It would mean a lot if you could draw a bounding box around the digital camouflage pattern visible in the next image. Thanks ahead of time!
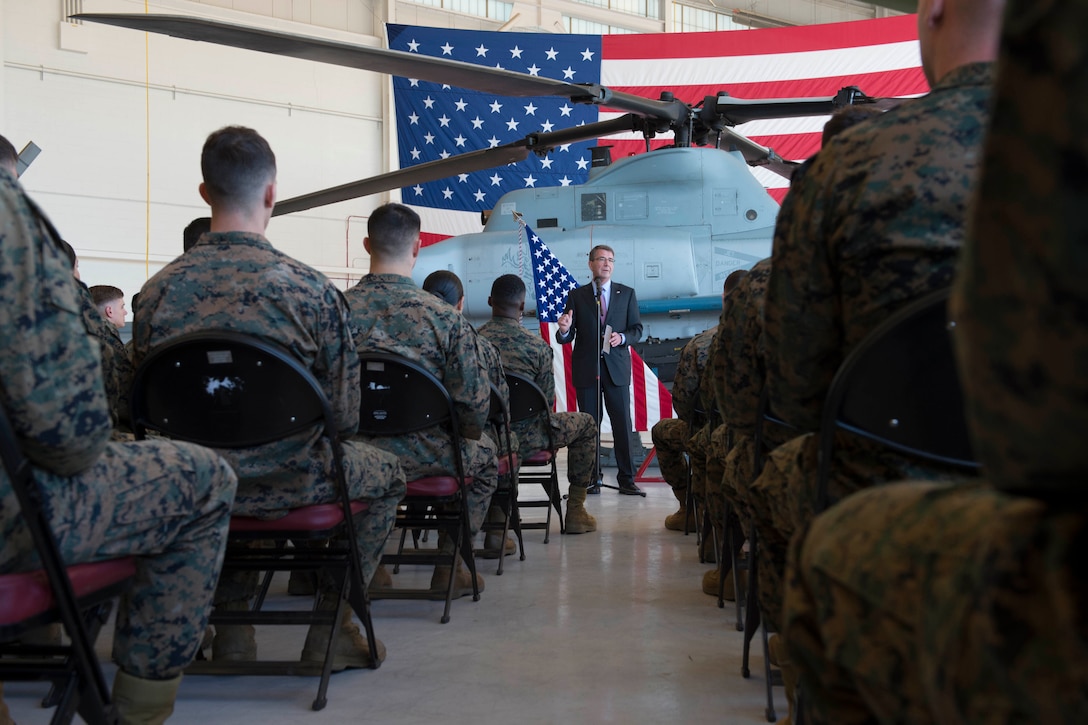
[133,232,405,586]
[76,281,134,435]
[763,62,993,434]
[475,328,517,456]
[651,326,716,500]
[0,166,238,679]
[478,316,596,489]
[784,3,1088,721]
[346,273,497,538]
[749,62,995,633]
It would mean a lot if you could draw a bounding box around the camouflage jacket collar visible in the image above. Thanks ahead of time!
[196,230,272,250]
[933,62,993,92]
[362,272,415,287]
[488,316,523,329]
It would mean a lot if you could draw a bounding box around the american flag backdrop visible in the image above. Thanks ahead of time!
[523,220,672,431]
[385,15,927,242]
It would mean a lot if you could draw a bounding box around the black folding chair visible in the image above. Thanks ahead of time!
[0,405,136,725]
[815,287,979,512]
[477,383,523,575]
[505,372,565,541]
[357,352,479,624]
[130,331,378,711]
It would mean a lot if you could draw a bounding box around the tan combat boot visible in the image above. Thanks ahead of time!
[565,485,597,534]
[300,595,386,670]
[111,669,182,725]
[429,554,485,600]
[664,505,688,531]
[210,600,256,662]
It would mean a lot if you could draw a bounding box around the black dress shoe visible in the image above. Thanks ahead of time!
[586,480,602,495]
[617,482,644,496]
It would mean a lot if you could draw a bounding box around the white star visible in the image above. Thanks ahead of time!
[562,67,576,80]
[471,116,485,130]
[438,115,451,127]
[408,112,419,125]
[424,132,435,145]
[540,120,554,132]
[510,46,523,58]
[523,102,538,116]
[524,175,537,187]
[422,96,435,109]
[559,104,573,117]
[439,150,451,159]
[527,64,541,76]
[413,184,424,195]
[546,47,558,60]
[409,78,419,87]
[487,136,501,148]
[442,84,451,90]
[581,48,595,61]
[454,134,467,147]
[576,157,590,170]
[407,39,419,52]
[494,63,504,71]
[490,100,502,114]
[454,99,467,112]
[506,118,519,131]
[410,147,421,160]
[441,42,454,55]
[559,143,572,153]
[442,187,454,199]
[475,44,489,57]
[540,156,554,169]
[458,173,469,183]
[489,173,502,186]
[474,189,486,202]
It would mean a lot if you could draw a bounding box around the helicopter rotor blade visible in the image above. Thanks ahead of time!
[717,128,798,180]
[272,114,644,216]
[75,13,688,125]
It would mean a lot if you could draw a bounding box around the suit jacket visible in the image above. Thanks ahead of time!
[556,282,643,387]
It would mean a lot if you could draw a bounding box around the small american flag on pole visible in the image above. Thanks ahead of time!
[521,219,672,430]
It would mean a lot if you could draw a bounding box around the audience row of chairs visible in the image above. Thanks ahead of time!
[0,332,565,720]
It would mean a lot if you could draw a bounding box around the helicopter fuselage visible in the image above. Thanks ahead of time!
[413,145,780,343]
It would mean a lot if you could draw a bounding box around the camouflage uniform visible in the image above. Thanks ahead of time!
[133,233,406,589]
[651,326,716,505]
[752,63,994,631]
[0,167,238,679]
[76,281,135,437]
[784,5,1088,721]
[345,274,497,542]
[475,328,517,456]
[708,259,776,533]
[478,316,596,490]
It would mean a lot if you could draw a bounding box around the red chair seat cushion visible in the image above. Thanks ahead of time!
[405,476,469,497]
[497,454,518,476]
[0,558,137,626]
[230,501,369,533]
[522,450,554,465]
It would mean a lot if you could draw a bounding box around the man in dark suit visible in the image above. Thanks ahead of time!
[556,244,644,495]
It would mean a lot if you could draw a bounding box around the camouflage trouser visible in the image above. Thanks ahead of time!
[216,440,406,601]
[16,440,238,679]
[517,410,597,491]
[784,481,1088,725]
[714,429,755,539]
[405,433,498,550]
[651,418,690,503]
[748,432,959,632]
[689,424,718,527]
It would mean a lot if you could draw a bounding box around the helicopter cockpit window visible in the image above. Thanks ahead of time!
[581,193,607,222]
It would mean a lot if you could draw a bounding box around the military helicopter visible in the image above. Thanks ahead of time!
[76,13,897,374]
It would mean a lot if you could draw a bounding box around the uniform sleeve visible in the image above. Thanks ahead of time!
[321,287,361,437]
[447,318,489,440]
[535,338,557,407]
[764,154,842,432]
[672,337,701,423]
[0,176,110,475]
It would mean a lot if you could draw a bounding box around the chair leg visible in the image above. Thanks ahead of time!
[742,528,760,678]
[509,488,526,562]
[310,570,349,712]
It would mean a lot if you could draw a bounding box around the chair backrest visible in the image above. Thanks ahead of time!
[505,372,549,426]
[357,352,469,483]
[816,287,979,510]
[0,403,114,704]
[130,330,333,449]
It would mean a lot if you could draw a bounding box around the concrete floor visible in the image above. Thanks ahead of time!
[5,449,779,724]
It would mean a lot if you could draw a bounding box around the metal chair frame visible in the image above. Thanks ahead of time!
[505,372,565,541]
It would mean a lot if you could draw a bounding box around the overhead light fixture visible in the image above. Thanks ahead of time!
[730,9,796,28]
